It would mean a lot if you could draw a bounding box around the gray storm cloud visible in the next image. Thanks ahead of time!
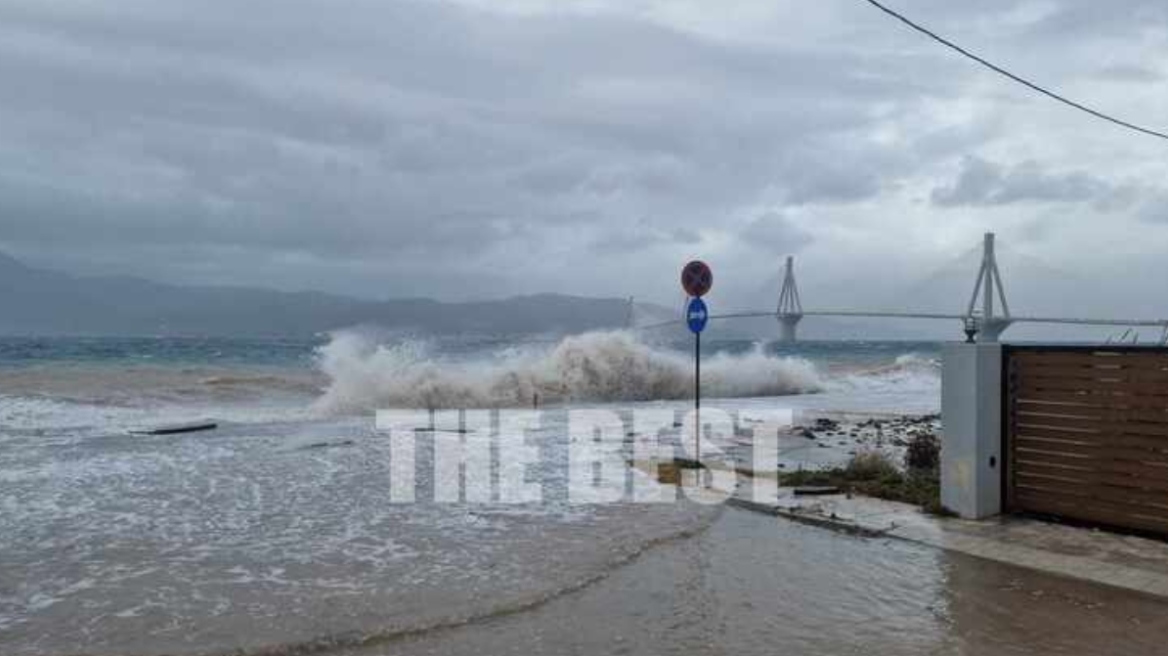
[0,0,1166,315]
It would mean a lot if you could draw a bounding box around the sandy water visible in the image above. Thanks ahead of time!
[0,411,719,655]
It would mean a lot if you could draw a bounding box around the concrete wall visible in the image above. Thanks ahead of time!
[941,343,1003,519]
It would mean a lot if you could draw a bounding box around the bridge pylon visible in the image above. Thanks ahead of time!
[966,232,1013,342]
[777,256,804,343]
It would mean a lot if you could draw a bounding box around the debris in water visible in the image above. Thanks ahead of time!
[131,421,218,436]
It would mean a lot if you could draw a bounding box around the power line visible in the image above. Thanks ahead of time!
[863,0,1168,142]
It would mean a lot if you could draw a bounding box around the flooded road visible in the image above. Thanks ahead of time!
[343,507,1168,656]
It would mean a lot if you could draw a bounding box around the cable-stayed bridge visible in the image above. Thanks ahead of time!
[637,233,1168,344]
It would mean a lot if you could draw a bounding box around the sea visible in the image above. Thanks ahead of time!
[0,331,945,655]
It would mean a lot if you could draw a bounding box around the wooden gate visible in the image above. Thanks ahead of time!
[1004,346,1168,535]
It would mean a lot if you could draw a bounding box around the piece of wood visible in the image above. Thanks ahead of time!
[793,485,842,496]
[131,421,218,436]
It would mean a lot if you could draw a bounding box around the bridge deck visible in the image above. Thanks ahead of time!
[637,310,1168,330]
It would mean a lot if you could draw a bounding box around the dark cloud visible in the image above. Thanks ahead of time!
[0,0,1165,308]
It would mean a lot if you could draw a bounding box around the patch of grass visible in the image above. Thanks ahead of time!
[779,451,950,516]
[904,432,940,472]
[846,451,901,481]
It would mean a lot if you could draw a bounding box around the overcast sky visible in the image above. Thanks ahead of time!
[1,0,1167,314]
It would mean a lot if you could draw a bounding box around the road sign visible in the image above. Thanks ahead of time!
[686,297,708,334]
[681,260,712,297]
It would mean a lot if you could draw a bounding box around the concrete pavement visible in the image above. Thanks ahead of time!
[728,486,1168,599]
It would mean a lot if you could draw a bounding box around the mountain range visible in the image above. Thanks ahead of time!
[0,251,672,337]
[2,249,1144,342]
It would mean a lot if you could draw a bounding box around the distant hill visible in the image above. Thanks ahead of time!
[0,251,673,337]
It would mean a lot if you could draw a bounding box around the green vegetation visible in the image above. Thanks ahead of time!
[903,432,941,472]
[780,439,952,516]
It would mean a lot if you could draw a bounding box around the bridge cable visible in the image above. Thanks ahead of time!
[863,0,1168,142]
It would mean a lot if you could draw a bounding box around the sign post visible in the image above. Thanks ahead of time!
[681,261,712,466]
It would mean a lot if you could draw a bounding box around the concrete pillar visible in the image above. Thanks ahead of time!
[777,315,801,343]
[977,318,1012,343]
[941,342,1003,519]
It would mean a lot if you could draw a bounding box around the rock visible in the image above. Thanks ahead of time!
[814,418,840,431]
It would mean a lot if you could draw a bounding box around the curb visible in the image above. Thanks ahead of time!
[726,497,890,538]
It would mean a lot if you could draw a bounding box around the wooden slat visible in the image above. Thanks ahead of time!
[1016,406,1168,425]
[1013,493,1168,529]
[1013,352,1126,365]
[1013,442,1168,465]
[1014,410,1155,426]
[1015,446,1168,471]
[1013,427,1168,445]
[1017,377,1168,395]
[1016,462,1168,494]
[1016,360,1168,375]
[1018,384,1168,396]
[1018,434,1168,459]
[1016,384,1168,398]
[1008,347,1168,536]
[1014,492,1168,535]
[1015,419,1168,440]
[1015,351,1168,367]
[1014,477,1168,514]
[1014,390,1168,410]
[1016,469,1168,502]
[1016,368,1168,385]
[1020,407,1168,424]
[1014,444,1168,469]
[1015,486,1168,515]
[1014,490,1168,525]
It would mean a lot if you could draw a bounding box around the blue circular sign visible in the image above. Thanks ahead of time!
[686,297,708,334]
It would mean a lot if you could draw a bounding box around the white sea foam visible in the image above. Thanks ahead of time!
[813,351,941,414]
[0,395,151,437]
[829,352,940,390]
[312,330,824,413]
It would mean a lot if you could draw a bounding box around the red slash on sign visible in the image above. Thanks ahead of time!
[681,260,712,297]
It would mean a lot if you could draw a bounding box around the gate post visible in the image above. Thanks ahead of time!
[941,342,1003,519]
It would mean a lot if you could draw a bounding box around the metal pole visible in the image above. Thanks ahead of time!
[694,331,701,465]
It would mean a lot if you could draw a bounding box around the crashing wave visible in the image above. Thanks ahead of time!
[312,330,823,413]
